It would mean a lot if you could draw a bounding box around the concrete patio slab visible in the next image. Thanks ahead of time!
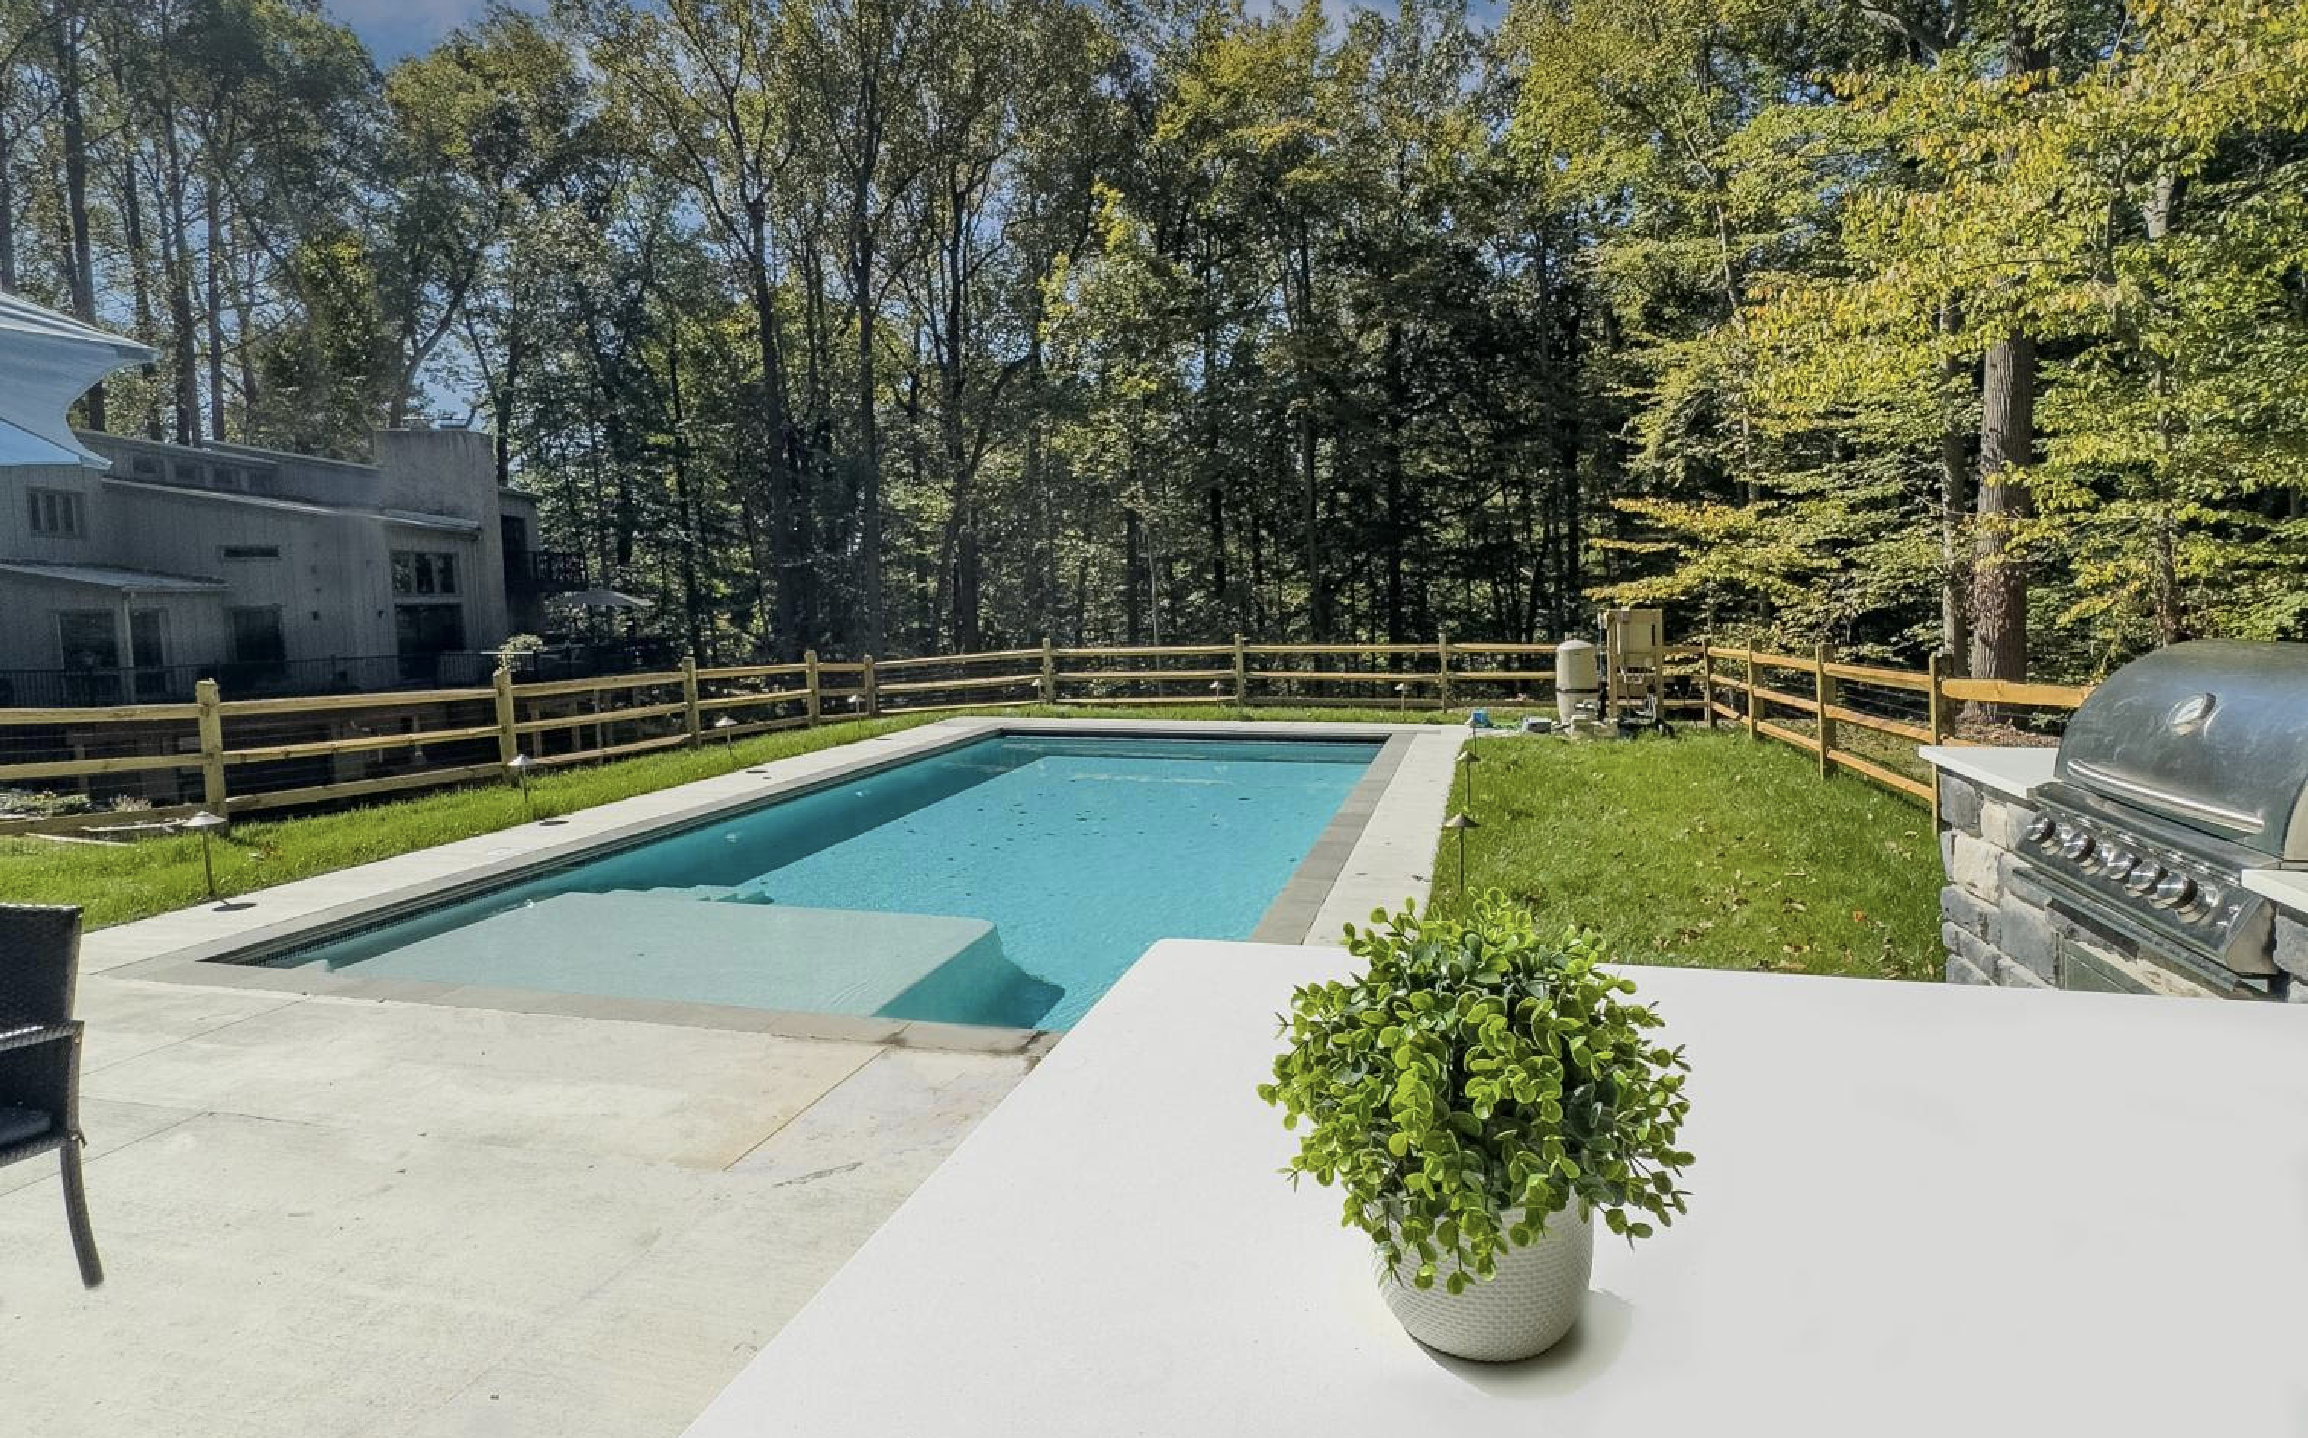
[0,997,1026,1438]
[728,1047,1030,1184]
[81,996,880,1168]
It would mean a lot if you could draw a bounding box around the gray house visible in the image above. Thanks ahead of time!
[0,293,577,706]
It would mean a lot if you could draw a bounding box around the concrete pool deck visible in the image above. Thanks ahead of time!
[0,717,1463,1437]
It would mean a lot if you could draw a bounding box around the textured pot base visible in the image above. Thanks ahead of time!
[1377,1209,1594,1362]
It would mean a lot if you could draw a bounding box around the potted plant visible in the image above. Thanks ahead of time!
[1259,891,1693,1362]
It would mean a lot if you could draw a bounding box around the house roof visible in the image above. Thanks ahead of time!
[0,295,155,469]
[0,559,228,594]
[380,509,483,535]
[97,477,481,534]
[99,475,340,519]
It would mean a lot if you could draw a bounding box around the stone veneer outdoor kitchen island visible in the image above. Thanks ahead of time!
[1924,745,2308,1002]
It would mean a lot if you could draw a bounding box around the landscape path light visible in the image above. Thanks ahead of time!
[1459,738,1481,812]
[506,752,534,820]
[1442,811,1479,896]
[180,810,228,903]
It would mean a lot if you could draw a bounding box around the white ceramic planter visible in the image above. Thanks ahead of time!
[1376,1206,1593,1362]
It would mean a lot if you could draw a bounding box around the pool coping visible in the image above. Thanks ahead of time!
[91,717,1456,1053]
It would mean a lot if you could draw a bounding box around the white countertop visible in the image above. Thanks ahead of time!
[683,942,2308,1438]
[1918,743,2059,799]
[2244,867,2308,912]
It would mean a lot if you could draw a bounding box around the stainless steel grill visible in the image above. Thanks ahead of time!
[2022,639,2308,993]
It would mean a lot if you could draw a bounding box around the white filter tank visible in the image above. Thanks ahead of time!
[1555,639,1599,725]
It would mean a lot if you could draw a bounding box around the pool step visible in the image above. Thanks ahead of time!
[318,891,1058,1024]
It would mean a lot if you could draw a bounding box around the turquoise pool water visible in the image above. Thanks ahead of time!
[265,735,1378,1029]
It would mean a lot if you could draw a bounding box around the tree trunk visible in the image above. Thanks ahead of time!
[1938,298,1970,669]
[1382,321,1407,645]
[747,197,802,657]
[1968,334,2034,683]
[1968,24,2048,686]
[204,179,227,441]
[1123,503,1144,646]
[0,160,14,292]
[55,4,103,428]
[1290,234,1325,641]
[666,327,707,664]
[855,211,884,655]
[116,154,160,438]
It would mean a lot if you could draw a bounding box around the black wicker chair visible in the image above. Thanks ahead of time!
[0,904,101,1287]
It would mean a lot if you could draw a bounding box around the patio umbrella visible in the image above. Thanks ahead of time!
[557,588,655,612]
[552,588,656,646]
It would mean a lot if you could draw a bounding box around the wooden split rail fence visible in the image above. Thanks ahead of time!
[0,633,2089,832]
[1695,644,2091,818]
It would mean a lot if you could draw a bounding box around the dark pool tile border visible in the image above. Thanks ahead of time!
[1248,731,1414,945]
[112,717,1424,1051]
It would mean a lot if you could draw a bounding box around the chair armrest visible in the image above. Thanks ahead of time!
[0,1021,79,1056]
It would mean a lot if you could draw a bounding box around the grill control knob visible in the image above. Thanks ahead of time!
[2124,862,2164,896]
[2152,872,2199,911]
[2025,816,2058,847]
[2097,850,2134,882]
[2058,828,2094,863]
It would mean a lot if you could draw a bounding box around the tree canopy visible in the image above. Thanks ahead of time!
[4,0,2302,676]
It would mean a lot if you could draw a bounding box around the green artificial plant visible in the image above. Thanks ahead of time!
[1260,892,1694,1293]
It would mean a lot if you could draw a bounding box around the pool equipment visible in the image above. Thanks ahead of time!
[1554,639,1600,728]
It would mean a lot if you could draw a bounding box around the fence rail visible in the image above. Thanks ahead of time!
[0,631,2087,832]
[1697,643,2091,818]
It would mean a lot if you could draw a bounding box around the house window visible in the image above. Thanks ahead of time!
[54,609,165,696]
[130,456,159,477]
[391,550,460,597]
[56,610,117,671]
[228,606,287,674]
[129,608,167,697]
[28,488,86,537]
[209,466,241,491]
[220,544,281,561]
[174,461,201,484]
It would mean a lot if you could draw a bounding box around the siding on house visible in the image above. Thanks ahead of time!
[0,427,530,696]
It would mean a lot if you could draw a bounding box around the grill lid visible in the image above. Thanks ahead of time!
[2054,639,2308,861]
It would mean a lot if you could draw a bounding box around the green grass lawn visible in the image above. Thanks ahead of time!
[1422,728,1939,982]
[0,702,1451,930]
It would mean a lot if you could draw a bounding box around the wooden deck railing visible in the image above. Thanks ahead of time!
[0,632,2085,831]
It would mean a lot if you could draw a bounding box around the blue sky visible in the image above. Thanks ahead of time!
[328,0,1492,62]
[327,0,538,62]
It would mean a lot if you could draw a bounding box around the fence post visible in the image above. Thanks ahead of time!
[681,657,702,747]
[863,655,879,717]
[804,649,821,726]
[1814,642,1837,779]
[1039,637,1057,705]
[1436,630,1453,713]
[194,678,228,815]
[492,664,519,766]
[1744,646,1760,738]
[1699,636,1716,728]
[1232,633,1247,708]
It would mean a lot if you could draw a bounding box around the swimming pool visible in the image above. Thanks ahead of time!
[262,734,1380,1030]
